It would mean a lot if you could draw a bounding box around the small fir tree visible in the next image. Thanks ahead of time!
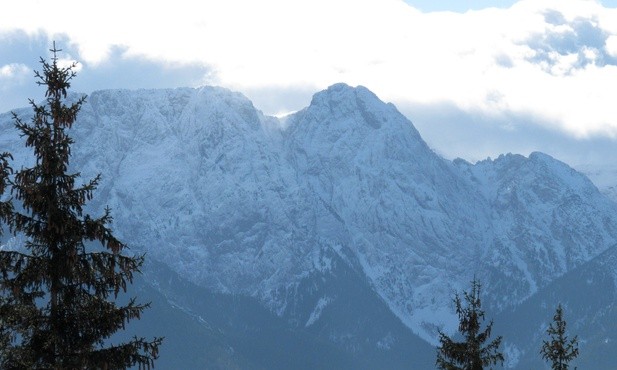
[436,278,504,370]
[541,304,579,370]
[0,43,162,369]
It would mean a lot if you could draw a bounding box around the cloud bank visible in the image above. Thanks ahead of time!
[1,0,617,139]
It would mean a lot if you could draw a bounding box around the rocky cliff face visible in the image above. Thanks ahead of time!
[2,83,616,367]
[456,153,617,308]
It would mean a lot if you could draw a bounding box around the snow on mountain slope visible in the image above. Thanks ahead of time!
[284,84,492,341]
[455,153,617,312]
[70,87,323,310]
[2,83,616,348]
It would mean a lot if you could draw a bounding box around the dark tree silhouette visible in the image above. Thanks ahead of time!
[541,304,579,370]
[436,278,503,370]
[0,151,12,355]
[0,43,162,369]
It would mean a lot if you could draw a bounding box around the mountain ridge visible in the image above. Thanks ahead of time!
[2,83,616,368]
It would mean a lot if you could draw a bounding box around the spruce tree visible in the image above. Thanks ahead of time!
[436,278,504,370]
[0,43,162,369]
[0,151,12,355]
[541,304,579,370]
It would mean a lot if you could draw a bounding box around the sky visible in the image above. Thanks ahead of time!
[1,0,617,185]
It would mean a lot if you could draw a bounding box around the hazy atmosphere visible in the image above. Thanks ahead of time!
[2,0,617,175]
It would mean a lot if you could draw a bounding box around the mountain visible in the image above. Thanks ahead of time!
[578,163,617,202]
[455,153,617,307]
[494,245,617,369]
[1,83,616,368]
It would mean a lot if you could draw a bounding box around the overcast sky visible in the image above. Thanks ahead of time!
[1,0,617,183]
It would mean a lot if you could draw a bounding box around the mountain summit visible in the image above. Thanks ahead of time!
[1,83,616,368]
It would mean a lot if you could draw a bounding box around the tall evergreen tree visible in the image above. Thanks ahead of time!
[0,44,162,369]
[0,152,10,216]
[436,278,504,370]
[0,151,12,355]
[541,304,579,370]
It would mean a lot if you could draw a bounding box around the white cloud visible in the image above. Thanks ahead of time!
[1,0,617,137]
[56,57,82,72]
[0,63,29,80]
[606,35,617,56]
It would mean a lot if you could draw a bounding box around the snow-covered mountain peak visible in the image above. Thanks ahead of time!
[528,151,598,192]
[451,150,617,314]
[308,83,370,112]
[88,86,263,137]
[286,83,430,171]
[3,83,617,359]
[456,151,602,203]
[294,83,420,137]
